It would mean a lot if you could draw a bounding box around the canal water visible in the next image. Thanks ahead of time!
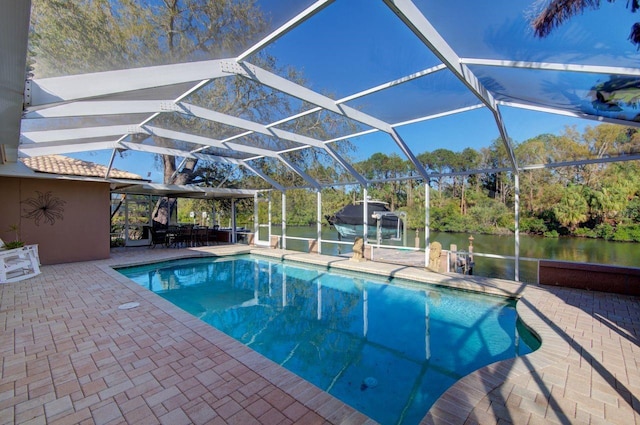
[259,226,640,283]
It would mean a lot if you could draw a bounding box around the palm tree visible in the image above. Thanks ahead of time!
[531,0,640,48]
[554,185,588,231]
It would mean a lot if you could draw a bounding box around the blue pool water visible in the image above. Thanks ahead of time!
[118,255,539,425]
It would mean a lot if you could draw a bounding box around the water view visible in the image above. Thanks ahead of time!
[258,226,640,283]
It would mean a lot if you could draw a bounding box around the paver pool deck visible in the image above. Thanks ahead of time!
[1,245,638,424]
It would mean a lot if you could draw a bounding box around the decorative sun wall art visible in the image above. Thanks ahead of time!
[21,191,67,226]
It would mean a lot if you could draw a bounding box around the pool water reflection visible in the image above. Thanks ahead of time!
[118,255,539,425]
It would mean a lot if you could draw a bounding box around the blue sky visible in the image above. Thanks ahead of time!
[70,0,630,182]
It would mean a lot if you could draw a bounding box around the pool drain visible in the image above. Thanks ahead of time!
[364,377,378,387]
[361,376,378,390]
[118,302,140,310]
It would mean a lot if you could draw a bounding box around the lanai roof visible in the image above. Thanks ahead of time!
[2,0,640,191]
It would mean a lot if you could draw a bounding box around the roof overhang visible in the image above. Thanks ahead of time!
[110,183,258,199]
[0,161,256,199]
[0,161,149,186]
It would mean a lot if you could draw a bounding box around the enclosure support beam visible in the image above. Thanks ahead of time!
[254,192,259,245]
[317,190,322,255]
[105,149,117,179]
[363,186,369,243]
[241,163,285,192]
[425,180,430,268]
[277,155,322,190]
[27,60,226,106]
[514,173,520,281]
[282,191,287,250]
[236,0,334,62]
[212,202,217,229]
[231,199,237,244]
[268,192,272,244]
[389,128,430,181]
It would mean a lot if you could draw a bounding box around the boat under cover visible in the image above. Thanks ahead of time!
[325,201,402,240]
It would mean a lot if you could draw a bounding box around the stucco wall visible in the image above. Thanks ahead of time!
[0,176,110,264]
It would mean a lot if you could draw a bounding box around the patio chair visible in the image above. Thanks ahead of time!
[176,226,194,247]
[166,226,179,247]
[0,241,41,283]
[149,228,168,248]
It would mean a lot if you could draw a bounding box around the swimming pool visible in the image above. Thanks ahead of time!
[118,255,539,425]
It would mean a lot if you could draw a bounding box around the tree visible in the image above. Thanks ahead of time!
[30,0,353,226]
[542,128,590,184]
[479,138,513,205]
[516,135,555,213]
[554,185,588,230]
[30,0,267,77]
[531,0,640,49]
[30,0,278,225]
[355,153,409,210]
[417,148,456,196]
[452,148,480,215]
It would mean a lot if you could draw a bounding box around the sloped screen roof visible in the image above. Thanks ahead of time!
[8,0,640,189]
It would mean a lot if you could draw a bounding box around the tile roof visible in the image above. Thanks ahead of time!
[20,154,145,180]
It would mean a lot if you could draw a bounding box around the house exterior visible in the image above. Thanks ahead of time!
[0,155,145,265]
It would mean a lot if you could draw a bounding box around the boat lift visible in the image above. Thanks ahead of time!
[371,210,407,246]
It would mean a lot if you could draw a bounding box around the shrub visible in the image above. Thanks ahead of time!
[612,224,640,242]
[4,240,25,249]
[595,223,616,240]
[573,227,597,238]
[520,217,548,235]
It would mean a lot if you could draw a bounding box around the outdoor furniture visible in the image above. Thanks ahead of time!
[149,228,168,248]
[176,226,194,247]
[166,226,180,247]
[0,244,41,283]
[195,227,209,246]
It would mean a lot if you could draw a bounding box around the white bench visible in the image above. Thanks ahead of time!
[0,244,41,283]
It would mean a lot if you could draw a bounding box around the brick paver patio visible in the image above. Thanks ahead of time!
[1,245,639,424]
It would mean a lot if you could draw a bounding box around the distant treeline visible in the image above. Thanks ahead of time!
[180,124,640,242]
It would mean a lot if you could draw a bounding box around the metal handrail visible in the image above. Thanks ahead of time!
[450,250,541,283]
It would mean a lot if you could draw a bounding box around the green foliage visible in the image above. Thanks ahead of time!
[468,197,511,232]
[6,224,21,244]
[573,227,598,238]
[286,190,316,225]
[167,124,639,241]
[431,200,470,232]
[519,217,548,235]
[4,241,25,249]
[553,185,588,230]
[612,224,640,242]
[625,199,640,222]
[595,223,616,240]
